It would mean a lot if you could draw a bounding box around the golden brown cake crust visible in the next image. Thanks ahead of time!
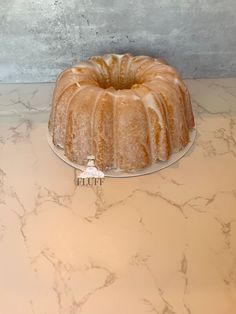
[49,53,195,171]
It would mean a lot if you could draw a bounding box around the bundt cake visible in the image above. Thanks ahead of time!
[49,53,195,171]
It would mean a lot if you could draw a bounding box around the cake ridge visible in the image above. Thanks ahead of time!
[49,53,195,171]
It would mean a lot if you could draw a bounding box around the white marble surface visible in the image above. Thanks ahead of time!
[0,78,236,314]
[0,83,53,115]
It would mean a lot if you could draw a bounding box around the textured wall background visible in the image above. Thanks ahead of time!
[0,0,236,83]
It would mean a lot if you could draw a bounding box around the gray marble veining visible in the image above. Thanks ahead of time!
[0,83,53,115]
[0,78,236,313]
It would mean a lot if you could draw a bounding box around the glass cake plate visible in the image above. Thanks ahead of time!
[47,127,196,178]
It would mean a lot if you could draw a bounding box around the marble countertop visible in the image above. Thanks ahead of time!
[0,78,236,314]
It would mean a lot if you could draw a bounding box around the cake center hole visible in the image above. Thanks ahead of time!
[100,71,139,90]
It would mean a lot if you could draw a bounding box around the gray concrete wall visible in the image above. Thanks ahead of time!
[0,0,235,83]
